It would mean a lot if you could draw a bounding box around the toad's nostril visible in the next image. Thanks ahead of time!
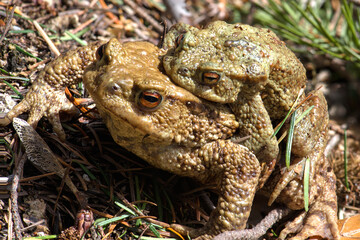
[178,67,190,76]
[112,83,120,91]
[108,79,134,94]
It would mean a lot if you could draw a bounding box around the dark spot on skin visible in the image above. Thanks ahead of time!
[163,56,171,62]
[208,109,221,120]
[224,40,235,47]
[186,101,207,115]
[142,134,150,142]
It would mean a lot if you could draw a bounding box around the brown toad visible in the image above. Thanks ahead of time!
[84,39,264,239]
[1,39,260,239]
[162,21,339,239]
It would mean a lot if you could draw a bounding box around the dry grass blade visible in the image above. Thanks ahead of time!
[32,20,60,57]
[344,128,350,190]
[303,157,310,211]
[0,4,15,44]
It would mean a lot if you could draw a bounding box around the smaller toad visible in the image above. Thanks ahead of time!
[162,21,339,240]
[162,21,308,167]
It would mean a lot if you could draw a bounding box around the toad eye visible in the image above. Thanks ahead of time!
[138,90,163,110]
[175,33,185,48]
[202,72,221,85]
[96,44,106,60]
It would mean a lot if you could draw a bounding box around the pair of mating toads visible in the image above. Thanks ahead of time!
[1,21,339,240]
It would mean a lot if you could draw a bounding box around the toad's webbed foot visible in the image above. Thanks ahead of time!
[279,207,339,240]
[267,160,303,205]
[1,86,77,140]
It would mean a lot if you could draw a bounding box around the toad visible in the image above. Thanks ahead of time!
[1,39,260,239]
[162,21,307,166]
[0,38,339,239]
[162,21,339,239]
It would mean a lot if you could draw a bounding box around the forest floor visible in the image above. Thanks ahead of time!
[0,0,359,239]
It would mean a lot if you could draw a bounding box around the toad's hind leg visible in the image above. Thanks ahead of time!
[279,159,339,240]
[268,90,329,204]
[171,140,261,239]
[266,91,339,239]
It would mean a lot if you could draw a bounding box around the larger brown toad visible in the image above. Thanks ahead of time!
[1,39,260,239]
[162,21,339,240]
[84,39,263,239]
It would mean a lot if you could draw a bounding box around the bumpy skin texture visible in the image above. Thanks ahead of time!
[162,21,339,240]
[162,21,307,166]
[84,39,261,239]
[1,35,339,239]
[262,91,339,240]
[0,42,104,140]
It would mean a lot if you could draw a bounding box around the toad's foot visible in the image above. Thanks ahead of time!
[268,160,303,205]
[170,224,213,240]
[279,203,339,240]
[0,85,77,140]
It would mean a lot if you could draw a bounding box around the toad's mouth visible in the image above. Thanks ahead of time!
[94,97,174,144]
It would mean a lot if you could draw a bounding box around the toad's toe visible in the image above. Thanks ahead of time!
[170,223,213,240]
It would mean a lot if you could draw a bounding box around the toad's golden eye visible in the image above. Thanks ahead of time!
[96,44,106,60]
[202,72,221,85]
[175,33,185,48]
[138,90,163,109]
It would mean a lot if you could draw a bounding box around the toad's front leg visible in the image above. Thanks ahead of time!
[230,93,279,188]
[170,140,260,240]
[0,42,104,140]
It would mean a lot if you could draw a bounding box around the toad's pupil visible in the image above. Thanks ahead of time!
[144,95,158,102]
[112,83,120,91]
[202,72,220,85]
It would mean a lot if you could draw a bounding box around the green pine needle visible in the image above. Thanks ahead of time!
[1,79,23,99]
[272,89,303,138]
[64,30,87,46]
[286,109,297,169]
[96,214,132,227]
[115,201,137,216]
[254,0,360,66]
